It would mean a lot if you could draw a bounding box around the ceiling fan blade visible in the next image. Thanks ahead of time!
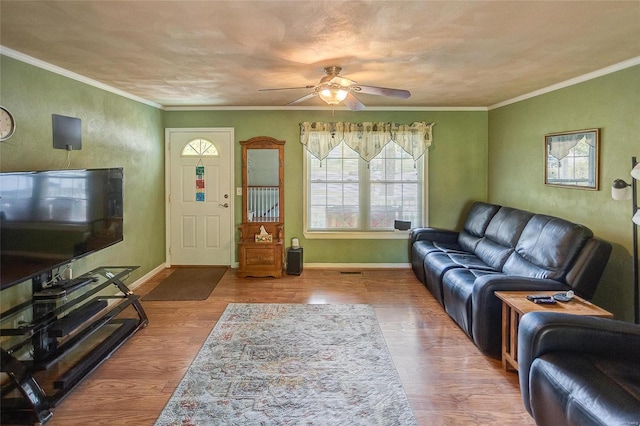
[342,92,366,111]
[353,85,411,99]
[259,85,315,92]
[285,92,317,106]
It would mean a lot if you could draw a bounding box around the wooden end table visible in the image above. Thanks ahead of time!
[494,291,613,372]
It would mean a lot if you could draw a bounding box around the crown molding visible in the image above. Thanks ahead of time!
[162,105,487,112]
[3,45,638,112]
[489,56,640,110]
[0,46,163,109]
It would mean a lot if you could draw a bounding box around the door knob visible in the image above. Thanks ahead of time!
[219,203,229,208]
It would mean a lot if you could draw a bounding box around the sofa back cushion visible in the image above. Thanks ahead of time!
[458,202,501,253]
[502,215,593,280]
[474,207,534,270]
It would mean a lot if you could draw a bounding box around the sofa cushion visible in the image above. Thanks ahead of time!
[446,253,497,270]
[412,239,469,284]
[474,207,534,270]
[433,241,467,253]
[424,252,497,305]
[411,242,430,283]
[422,252,461,305]
[457,202,501,253]
[441,268,501,336]
[530,352,640,426]
[413,240,465,258]
[503,215,593,280]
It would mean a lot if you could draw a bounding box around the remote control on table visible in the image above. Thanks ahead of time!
[526,295,556,304]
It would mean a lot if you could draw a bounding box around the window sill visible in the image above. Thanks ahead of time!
[303,230,411,240]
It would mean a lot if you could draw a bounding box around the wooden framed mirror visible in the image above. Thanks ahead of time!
[242,145,284,222]
[238,136,285,277]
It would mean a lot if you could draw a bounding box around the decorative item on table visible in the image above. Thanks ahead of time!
[255,225,273,242]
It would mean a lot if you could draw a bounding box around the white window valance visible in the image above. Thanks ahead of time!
[300,121,434,162]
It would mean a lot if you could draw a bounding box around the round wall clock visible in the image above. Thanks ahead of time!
[0,106,16,141]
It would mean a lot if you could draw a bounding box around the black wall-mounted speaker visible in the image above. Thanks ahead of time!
[287,247,303,275]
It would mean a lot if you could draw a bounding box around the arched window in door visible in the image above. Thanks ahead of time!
[182,138,219,157]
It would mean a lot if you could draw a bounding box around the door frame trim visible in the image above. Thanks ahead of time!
[165,127,235,267]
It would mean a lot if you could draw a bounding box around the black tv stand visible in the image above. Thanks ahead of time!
[0,266,148,425]
[51,276,99,292]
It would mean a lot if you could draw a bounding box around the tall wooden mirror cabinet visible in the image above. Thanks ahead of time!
[237,136,285,278]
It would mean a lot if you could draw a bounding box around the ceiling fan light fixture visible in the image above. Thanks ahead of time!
[318,84,349,105]
[260,65,408,110]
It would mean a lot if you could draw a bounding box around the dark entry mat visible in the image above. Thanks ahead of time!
[142,267,227,301]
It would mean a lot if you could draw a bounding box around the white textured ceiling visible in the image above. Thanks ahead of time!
[1,1,639,108]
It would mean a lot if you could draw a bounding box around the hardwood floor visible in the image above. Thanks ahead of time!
[46,268,535,425]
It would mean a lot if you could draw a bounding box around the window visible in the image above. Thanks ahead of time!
[182,138,219,157]
[305,141,425,235]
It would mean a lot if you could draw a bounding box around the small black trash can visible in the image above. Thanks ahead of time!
[286,247,303,275]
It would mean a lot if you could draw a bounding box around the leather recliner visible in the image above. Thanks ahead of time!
[518,312,640,425]
[410,201,612,357]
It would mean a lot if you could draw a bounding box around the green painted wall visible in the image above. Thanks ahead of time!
[2,54,637,320]
[1,55,488,308]
[163,109,488,264]
[0,55,165,309]
[488,65,640,321]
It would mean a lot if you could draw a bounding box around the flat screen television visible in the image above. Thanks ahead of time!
[0,168,124,289]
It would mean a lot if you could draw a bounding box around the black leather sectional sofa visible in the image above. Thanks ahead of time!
[518,312,640,425]
[410,201,612,357]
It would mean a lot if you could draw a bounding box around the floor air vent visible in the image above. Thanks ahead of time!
[340,271,362,275]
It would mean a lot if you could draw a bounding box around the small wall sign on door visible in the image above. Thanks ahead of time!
[196,164,205,201]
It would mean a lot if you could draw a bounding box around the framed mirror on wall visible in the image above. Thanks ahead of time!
[545,128,600,190]
[246,148,280,222]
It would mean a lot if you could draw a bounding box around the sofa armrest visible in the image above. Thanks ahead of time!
[565,237,612,300]
[471,275,569,357]
[410,227,459,245]
[517,312,640,414]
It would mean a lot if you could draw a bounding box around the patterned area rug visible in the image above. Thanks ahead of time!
[155,303,417,425]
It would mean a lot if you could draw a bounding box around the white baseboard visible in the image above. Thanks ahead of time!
[128,263,167,290]
[303,263,411,269]
[227,263,410,270]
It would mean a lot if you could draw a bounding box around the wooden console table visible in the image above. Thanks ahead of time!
[495,290,613,372]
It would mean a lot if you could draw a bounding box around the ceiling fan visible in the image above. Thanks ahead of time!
[259,66,411,111]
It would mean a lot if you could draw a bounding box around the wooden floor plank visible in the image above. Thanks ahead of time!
[44,268,534,426]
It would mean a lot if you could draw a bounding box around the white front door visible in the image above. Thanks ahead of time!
[166,128,234,266]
